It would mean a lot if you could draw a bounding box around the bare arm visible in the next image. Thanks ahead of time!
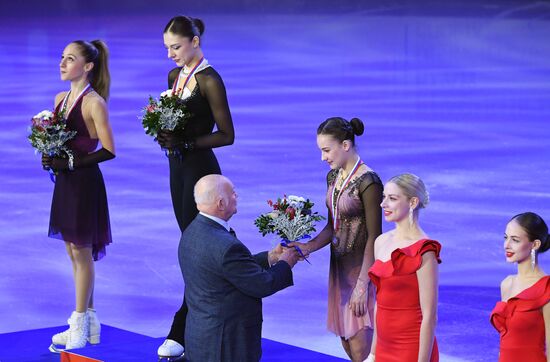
[543,302,550,362]
[290,171,336,255]
[306,220,333,253]
[368,235,383,358]
[500,276,512,301]
[370,303,378,357]
[289,210,333,255]
[54,92,65,110]
[43,94,115,170]
[89,97,115,154]
[417,251,439,362]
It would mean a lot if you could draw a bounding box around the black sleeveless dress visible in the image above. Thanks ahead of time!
[48,90,112,261]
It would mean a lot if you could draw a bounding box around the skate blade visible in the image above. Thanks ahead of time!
[158,354,186,362]
[49,344,65,353]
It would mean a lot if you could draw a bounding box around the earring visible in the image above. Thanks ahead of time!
[531,249,536,270]
[409,207,414,227]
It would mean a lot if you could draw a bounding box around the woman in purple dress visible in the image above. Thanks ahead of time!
[42,40,115,351]
[293,117,383,361]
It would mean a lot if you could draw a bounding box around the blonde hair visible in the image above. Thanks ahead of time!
[388,173,429,209]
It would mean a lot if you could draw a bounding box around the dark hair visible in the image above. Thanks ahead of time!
[72,40,110,101]
[317,117,364,145]
[511,212,550,254]
[164,16,205,39]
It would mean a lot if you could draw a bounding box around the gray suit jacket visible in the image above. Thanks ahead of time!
[179,214,293,362]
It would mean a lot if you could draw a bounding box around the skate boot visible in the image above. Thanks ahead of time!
[65,311,89,350]
[158,339,185,361]
[87,308,101,344]
[50,308,100,347]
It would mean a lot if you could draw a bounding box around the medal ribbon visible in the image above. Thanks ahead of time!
[60,84,91,118]
[330,157,362,231]
[172,56,205,95]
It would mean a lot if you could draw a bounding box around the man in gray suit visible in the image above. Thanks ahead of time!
[179,174,299,362]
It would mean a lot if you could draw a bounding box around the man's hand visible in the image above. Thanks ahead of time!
[278,247,300,268]
[268,243,284,265]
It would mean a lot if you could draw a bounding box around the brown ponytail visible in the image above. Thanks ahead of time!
[90,40,110,101]
[72,39,111,101]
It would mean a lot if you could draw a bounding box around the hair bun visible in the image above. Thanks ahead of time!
[349,118,364,136]
[540,234,550,254]
[388,173,429,209]
[192,17,205,36]
[422,189,430,208]
[510,212,550,255]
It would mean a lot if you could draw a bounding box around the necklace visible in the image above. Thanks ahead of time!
[330,157,362,232]
[60,84,91,118]
[172,56,205,96]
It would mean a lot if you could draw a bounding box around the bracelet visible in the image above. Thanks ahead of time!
[68,153,74,171]
[352,285,366,298]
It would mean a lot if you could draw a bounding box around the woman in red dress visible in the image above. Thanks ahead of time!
[367,173,440,362]
[490,212,550,362]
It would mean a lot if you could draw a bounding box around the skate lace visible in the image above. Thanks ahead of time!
[68,314,86,330]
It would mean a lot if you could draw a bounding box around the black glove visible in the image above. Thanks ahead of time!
[42,148,115,171]
[157,130,195,151]
[74,147,115,168]
[157,129,183,149]
[42,154,68,171]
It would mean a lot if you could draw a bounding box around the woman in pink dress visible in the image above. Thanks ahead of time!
[490,212,550,362]
[367,173,440,362]
[293,117,383,361]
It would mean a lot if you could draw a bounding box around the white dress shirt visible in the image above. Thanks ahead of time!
[200,212,230,232]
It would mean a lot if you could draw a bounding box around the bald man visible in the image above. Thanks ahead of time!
[179,175,299,362]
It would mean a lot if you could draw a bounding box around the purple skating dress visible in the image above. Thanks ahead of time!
[48,90,112,260]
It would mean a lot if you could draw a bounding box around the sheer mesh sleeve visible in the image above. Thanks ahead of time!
[194,70,234,148]
[359,172,383,265]
[168,67,181,89]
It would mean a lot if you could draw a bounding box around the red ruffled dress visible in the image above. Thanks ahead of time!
[490,275,550,362]
[368,239,441,362]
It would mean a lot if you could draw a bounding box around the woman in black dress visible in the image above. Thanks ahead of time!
[157,16,234,359]
[42,40,115,351]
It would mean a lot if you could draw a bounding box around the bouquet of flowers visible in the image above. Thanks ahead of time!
[29,110,76,155]
[28,110,76,181]
[255,195,325,263]
[140,89,191,142]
